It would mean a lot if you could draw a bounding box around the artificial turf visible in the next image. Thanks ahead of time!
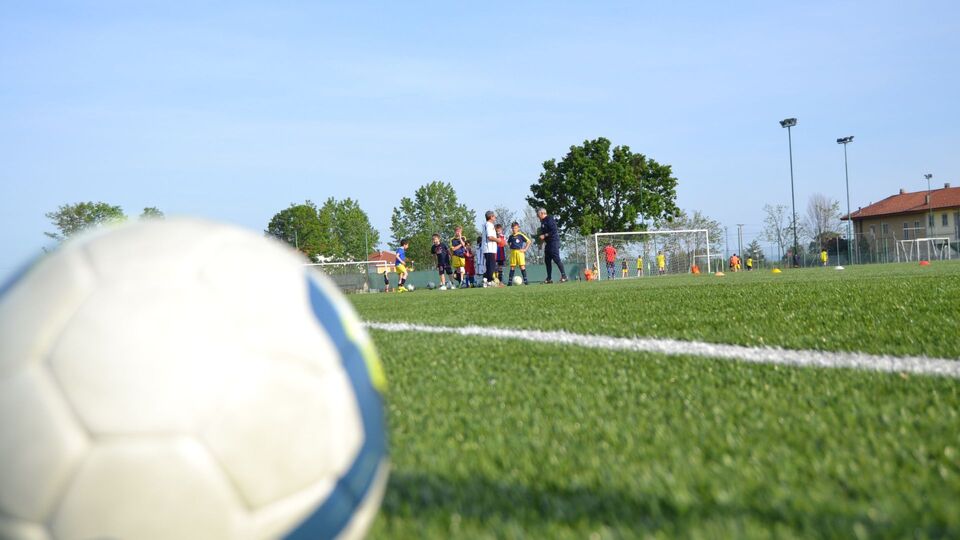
[348,262,960,538]
[350,262,960,358]
[365,332,960,539]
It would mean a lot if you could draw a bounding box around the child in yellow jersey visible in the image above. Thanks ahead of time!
[450,226,468,288]
[656,251,666,275]
[636,255,643,277]
[506,222,531,285]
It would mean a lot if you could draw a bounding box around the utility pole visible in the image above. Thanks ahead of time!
[924,173,934,238]
[724,226,729,258]
[736,224,744,257]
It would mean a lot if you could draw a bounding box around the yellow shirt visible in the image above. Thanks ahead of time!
[656,254,665,268]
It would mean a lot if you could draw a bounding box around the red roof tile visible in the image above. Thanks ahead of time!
[367,250,396,262]
[845,186,960,220]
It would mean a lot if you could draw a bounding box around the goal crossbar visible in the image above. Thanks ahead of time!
[304,260,392,272]
[593,229,712,275]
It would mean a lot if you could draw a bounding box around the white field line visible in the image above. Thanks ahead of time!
[365,322,960,379]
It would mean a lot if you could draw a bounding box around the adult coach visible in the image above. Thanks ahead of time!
[537,207,567,283]
[482,210,498,285]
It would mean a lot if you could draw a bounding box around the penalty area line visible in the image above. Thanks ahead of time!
[364,321,960,379]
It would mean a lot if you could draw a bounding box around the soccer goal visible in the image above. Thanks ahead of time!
[592,229,712,278]
[896,238,953,262]
[305,260,391,293]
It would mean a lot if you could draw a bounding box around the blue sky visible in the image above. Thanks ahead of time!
[2,1,958,277]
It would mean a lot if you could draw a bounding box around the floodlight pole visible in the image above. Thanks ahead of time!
[837,136,854,264]
[924,173,933,238]
[781,118,799,267]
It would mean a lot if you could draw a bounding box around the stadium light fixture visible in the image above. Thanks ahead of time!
[837,136,855,264]
[780,117,800,266]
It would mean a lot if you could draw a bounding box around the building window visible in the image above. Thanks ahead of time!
[870,225,876,236]
[929,214,935,228]
[943,213,949,227]
[903,222,910,240]
[882,223,889,236]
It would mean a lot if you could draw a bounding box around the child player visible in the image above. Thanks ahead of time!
[636,254,644,277]
[506,221,530,285]
[656,250,666,275]
[621,259,628,278]
[431,233,453,290]
[463,243,476,287]
[395,238,410,292]
[603,243,617,279]
[450,226,468,288]
[495,223,507,284]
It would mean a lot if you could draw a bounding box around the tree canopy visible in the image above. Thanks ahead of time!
[390,181,477,266]
[45,201,126,242]
[265,198,379,262]
[140,207,165,219]
[527,137,680,236]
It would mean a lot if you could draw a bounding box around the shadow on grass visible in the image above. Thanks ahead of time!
[377,470,942,537]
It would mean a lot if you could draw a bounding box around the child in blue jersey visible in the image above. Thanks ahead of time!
[395,238,410,292]
[507,221,531,285]
[431,233,453,289]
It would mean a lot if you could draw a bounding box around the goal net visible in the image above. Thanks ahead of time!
[305,260,392,293]
[896,238,953,262]
[591,229,712,278]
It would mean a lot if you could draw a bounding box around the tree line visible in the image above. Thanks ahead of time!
[761,193,845,261]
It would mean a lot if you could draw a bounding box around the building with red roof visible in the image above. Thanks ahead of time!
[843,183,960,246]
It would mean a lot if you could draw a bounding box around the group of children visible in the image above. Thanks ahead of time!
[591,243,668,281]
[727,253,755,272]
[388,222,533,292]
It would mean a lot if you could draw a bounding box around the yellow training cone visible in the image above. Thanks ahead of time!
[772,268,782,274]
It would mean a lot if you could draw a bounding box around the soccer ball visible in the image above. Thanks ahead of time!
[512,276,523,286]
[0,218,388,540]
[407,284,416,292]
[427,281,436,290]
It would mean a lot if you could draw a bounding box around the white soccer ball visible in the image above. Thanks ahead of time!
[512,276,523,286]
[406,284,415,292]
[0,218,389,540]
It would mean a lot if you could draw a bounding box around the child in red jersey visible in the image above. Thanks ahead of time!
[463,245,477,287]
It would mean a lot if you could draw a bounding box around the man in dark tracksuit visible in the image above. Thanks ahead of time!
[537,207,567,283]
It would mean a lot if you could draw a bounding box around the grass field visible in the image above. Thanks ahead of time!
[348,262,960,538]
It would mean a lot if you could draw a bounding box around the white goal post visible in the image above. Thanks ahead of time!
[304,260,392,292]
[592,229,712,277]
[896,237,953,262]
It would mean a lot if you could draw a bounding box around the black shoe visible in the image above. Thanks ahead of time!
[543,279,553,284]
[559,277,568,283]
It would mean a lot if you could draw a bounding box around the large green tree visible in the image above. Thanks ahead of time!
[45,201,126,242]
[319,197,380,260]
[527,137,680,236]
[265,201,330,261]
[266,198,379,262]
[390,181,477,266]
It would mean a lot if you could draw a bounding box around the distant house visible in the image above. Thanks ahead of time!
[843,183,959,259]
[367,250,397,273]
